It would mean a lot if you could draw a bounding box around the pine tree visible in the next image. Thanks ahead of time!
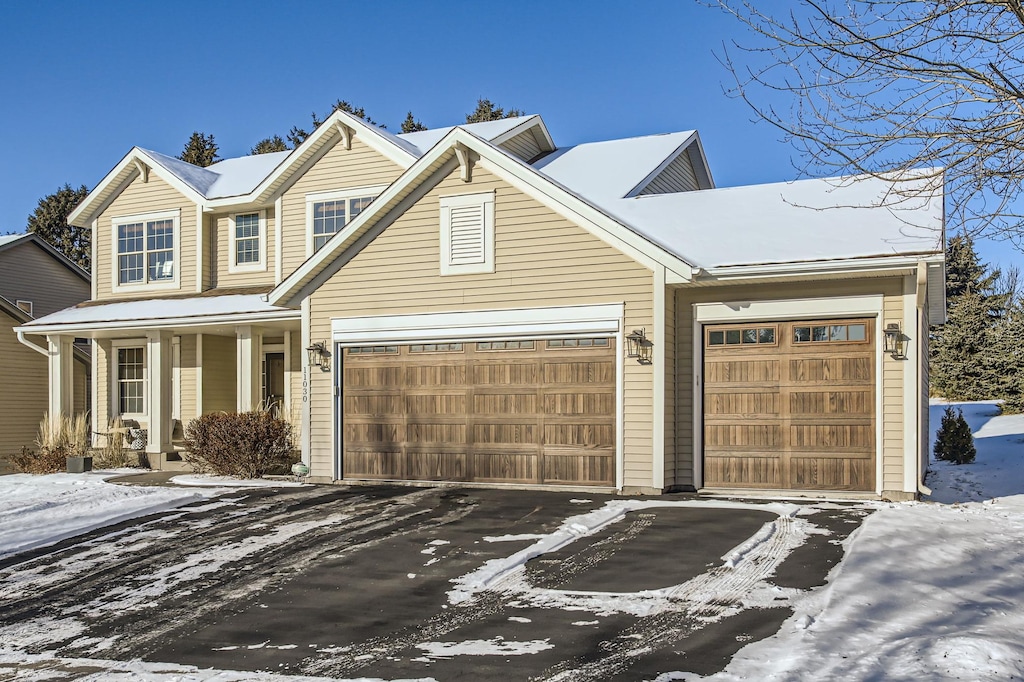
[250,135,289,155]
[178,132,219,167]
[401,111,427,133]
[465,98,524,123]
[930,234,1008,400]
[933,406,977,465]
[992,303,1024,412]
[26,184,91,271]
[288,100,382,148]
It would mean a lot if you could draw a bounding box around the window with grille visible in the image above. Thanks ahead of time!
[307,188,382,253]
[114,211,178,289]
[440,191,495,275]
[230,211,265,271]
[117,347,145,415]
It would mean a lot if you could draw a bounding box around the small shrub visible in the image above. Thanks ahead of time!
[9,445,67,474]
[93,416,134,469]
[933,406,977,465]
[183,411,294,479]
[12,413,90,474]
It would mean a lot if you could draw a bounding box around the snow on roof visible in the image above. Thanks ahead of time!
[534,131,697,203]
[204,151,291,198]
[141,149,219,197]
[397,116,538,154]
[602,171,944,269]
[0,234,27,248]
[22,294,297,330]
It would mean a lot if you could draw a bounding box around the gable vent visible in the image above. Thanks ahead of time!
[449,204,486,265]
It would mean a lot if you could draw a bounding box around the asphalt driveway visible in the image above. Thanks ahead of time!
[0,484,870,681]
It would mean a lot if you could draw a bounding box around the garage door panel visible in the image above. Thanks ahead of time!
[405,451,468,481]
[544,423,615,447]
[345,421,402,444]
[472,393,539,413]
[542,392,615,415]
[473,423,538,444]
[704,318,875,492]
[474,453,538,483]
[404,393,467,414]
[344,393,403,415]
[345,450,404,480]
[345,366,403,387]
[542,361,614,384]
[407,422,468,445]
[472,363,538,384]
[544,452,614,485]
[404,365,467,386]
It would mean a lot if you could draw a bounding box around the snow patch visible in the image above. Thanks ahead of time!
[416,636,553,658]
[482,533,546,543]
[171,474,305,488]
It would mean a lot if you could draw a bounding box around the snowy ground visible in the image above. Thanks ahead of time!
[664,400,1024,681]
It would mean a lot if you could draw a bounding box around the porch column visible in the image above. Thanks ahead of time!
[236,326,262,411]
[146,330,173,454]
[46,334,74,418]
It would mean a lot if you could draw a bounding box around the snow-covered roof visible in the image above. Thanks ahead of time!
[19,293,299,332]
[534,131,699,201]
[398,116,538,154]
[0,234,26,248]
[203,151,291,198]
[597,171,944,270]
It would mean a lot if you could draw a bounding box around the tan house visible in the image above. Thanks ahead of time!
[18,111,945,498]
[1,234,90,468]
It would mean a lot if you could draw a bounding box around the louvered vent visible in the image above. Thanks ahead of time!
[449,204,485,265]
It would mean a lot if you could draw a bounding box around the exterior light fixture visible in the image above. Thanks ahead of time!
[625,328,654,365]
[306,341,331,371]
[883,323,905,359]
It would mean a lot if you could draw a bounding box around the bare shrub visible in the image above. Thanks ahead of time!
[11,413,90,474]
[93,416,134,469]
[183,411,294,479]
[9,445,66,474]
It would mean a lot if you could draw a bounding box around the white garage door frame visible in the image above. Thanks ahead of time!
[693,295,885,495]
[331,303,626,488]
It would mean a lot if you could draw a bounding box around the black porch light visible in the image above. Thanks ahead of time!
[306,341,331,371]
[625,328,654,365]
[883,323,905,359]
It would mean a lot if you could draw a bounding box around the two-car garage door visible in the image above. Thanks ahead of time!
[341,338,616,487]
[703,318,876,492]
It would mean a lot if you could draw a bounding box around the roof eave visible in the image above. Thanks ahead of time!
[696,252,945,282]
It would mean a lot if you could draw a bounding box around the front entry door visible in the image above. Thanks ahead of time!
[263,352,285,417]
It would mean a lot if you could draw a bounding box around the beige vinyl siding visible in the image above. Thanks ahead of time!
[0,243,89,317]
[498,129,543,162]
[73,359,88,416]
[279,137,405,276]
[307,166,655,487]
[95,174,196,300]
[0,323,48,457]
[211,208,277,288]
[674,277,905,490]
[179,335,198,423]
[201,335,236,413]
[638,151,700,195]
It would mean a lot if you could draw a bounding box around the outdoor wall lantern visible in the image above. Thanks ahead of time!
[883,323,905,360]
[306,341,331,372]
[625,328,654,365]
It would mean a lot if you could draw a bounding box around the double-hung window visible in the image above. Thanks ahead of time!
[113,210,179,290]
[306,187,384,253]
[229,211,266,273]
[116,346,145,415]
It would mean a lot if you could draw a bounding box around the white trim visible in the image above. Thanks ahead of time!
[283,332,292,416]
[110,208,182,294]
[305,185,388,257]
[331,303,624,343]
[91,219,98,300]
[15,300,32,317]
[700,254,944,281]
[330,303,626,489]
[195,333,204,419]
[172,336,181,420]
[439,191,495,276]
[301,298,311,468]
[274,196,283,285]
[90,339,100,445]
[228,209,268,274]
[195,204,204,293]
[902,275,919,493]
[652,265,666,490]
[691,294,885,493]
[21,308,300,336]
[110,338,147,421]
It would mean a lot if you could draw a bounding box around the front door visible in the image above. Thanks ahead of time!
[263,352,285,417]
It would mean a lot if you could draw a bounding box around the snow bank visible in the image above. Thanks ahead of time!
[171,474,305,488]
[0,471,222,560]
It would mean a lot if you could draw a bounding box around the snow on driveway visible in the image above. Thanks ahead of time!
[663,401,1024,681]
[0,470,222,560]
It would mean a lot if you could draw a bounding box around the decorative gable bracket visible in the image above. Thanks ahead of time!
[133,159,150,183]
[335,122,354,151]
[454,142,476,183]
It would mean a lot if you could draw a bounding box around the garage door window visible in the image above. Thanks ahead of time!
[347,345,399,354]
[477,340,535,350]
[548,338,610,348]
[793,323,867,344]
[707,326,777,347]
[409,343,464,353]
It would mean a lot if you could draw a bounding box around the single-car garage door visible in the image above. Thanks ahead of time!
[703,318,875,491]
[341,338,615,486]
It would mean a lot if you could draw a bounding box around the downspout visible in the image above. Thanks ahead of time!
[17,330,49,356]
[916,261,933,497]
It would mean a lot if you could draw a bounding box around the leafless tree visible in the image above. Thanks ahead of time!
[712,1,1024,246]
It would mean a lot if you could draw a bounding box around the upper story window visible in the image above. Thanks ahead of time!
[306,186,385,254]
[440,191,495,276]
[229,210,267,273]
[112,209,179,291]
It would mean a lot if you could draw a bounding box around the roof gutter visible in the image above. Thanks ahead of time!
[698,253,944,281]
[17,330,48,356]
[16,308,300,336]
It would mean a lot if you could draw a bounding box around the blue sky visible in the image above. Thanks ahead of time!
[0,0,1017,272]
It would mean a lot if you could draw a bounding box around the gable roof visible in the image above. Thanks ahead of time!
[0,233,91,282]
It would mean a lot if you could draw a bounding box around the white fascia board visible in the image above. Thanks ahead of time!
[686,133,715,189]
[331,303,624,344]
[246,110,418,207]
[700,254,944,281]
[16,309,300,336]
[489,115,555,153]
[693,294,884,322]
[624,131,700,198]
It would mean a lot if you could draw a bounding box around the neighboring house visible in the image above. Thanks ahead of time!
[18,111,945,499]
[1,234,90,467]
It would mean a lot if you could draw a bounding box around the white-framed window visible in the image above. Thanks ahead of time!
[228,210,267,273]
[111,209,180,292]
[305,186,385,254]
[113,343,146,417]
[15,300,32,316]
[439,191,495,276]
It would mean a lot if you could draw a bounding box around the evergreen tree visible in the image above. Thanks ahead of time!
[401,111,427,133]
[992,302,1024,413]
[26,184,91,271]
[288,100,381,148]
[930,235,1007,400]
[250,135,289,155]
[178,132,219,167]
[933,406,976,465]
[465,98,524,123]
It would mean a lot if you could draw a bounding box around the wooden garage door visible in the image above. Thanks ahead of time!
[341,338,615,486]
[703,319,875,491]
